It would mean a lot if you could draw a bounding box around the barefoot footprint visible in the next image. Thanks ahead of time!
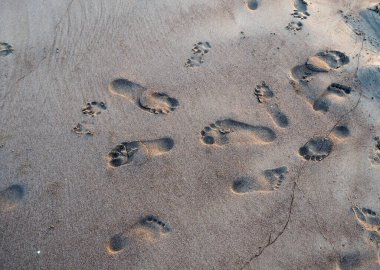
[299,124,351,161]
[291,0,310,19]
[313,83,352,112]
[306,51,350,72]
[200,119,276,146]
[246,0,259,11]
[109,78,179,114]
[107,215,172,254]
[185,42,212,68]
[299,137,333,161]
[231,166,289,194]
[369,137,380,166]
[290,51,350,88]
[0,184,25,211]
[82,101,107,116]
[0,42,13,56]
[255,81,289,128]
[352,207,380,246]
[108,137,174,167]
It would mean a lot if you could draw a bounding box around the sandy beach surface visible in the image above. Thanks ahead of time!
[0,0,379,269]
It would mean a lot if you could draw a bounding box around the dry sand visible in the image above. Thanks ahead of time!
[0,0,379,269]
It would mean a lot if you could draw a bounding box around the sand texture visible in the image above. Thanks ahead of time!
[0,0,380,269]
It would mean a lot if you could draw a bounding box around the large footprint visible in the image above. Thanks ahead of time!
[313,83,352,112]
[299,125,351,161]
[108,137,174,167]
[200,119,276,146]
[231,166,289,193]
[107,215,172,254]
[306,50,350,72]
[109,78,179,114]
[291,0,310,19]
[290,50,350,89]
[352,207,380,246]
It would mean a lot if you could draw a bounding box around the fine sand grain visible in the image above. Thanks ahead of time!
[0,0,379,269]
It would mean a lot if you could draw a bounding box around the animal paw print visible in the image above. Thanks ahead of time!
[185,41,211,67]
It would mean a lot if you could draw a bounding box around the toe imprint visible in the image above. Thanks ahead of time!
[200,119,276,146]
[299,137,333,161]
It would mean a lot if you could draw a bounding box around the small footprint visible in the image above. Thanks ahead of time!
[286,21,303,32]
[108,137,174,167]
[107,215,171,254]
[0,184,25,211]
[352,207,380,246]
[263,166,289,190]
[246,0,259,11]
[291,0,310,19]
[231,166,288,193]
[313,83,352,112]
[267,104,289,128]
[331,125,351,139]
[255,81,289,128]
[369,137,380,166]
[185,42,211,68]
[0,42,13,56]
[72,123,94,137]
[108,233,128,254]
[290,52,350,94]
[306,51,350,72]
[255,81,274,103]
[82,101,107,117]
[200,119,276,146]
[299,137,333,161]
[109,78,179,114]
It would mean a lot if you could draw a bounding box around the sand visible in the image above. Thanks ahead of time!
[0,0,379,269]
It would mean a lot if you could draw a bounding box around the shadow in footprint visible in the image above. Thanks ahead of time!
[200,119,276,146]
[291,0,310,19]
[267,104,289,128]
[247,0,259,11]
[109,78,179,114]
[108,137,174,167]
[306,51,350,72]
[107,214,172,254]
[299,137,333,161]
[232,166,288,194]
[0,42,13,56]
[313,83,352,112]
[0,184,25,211]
